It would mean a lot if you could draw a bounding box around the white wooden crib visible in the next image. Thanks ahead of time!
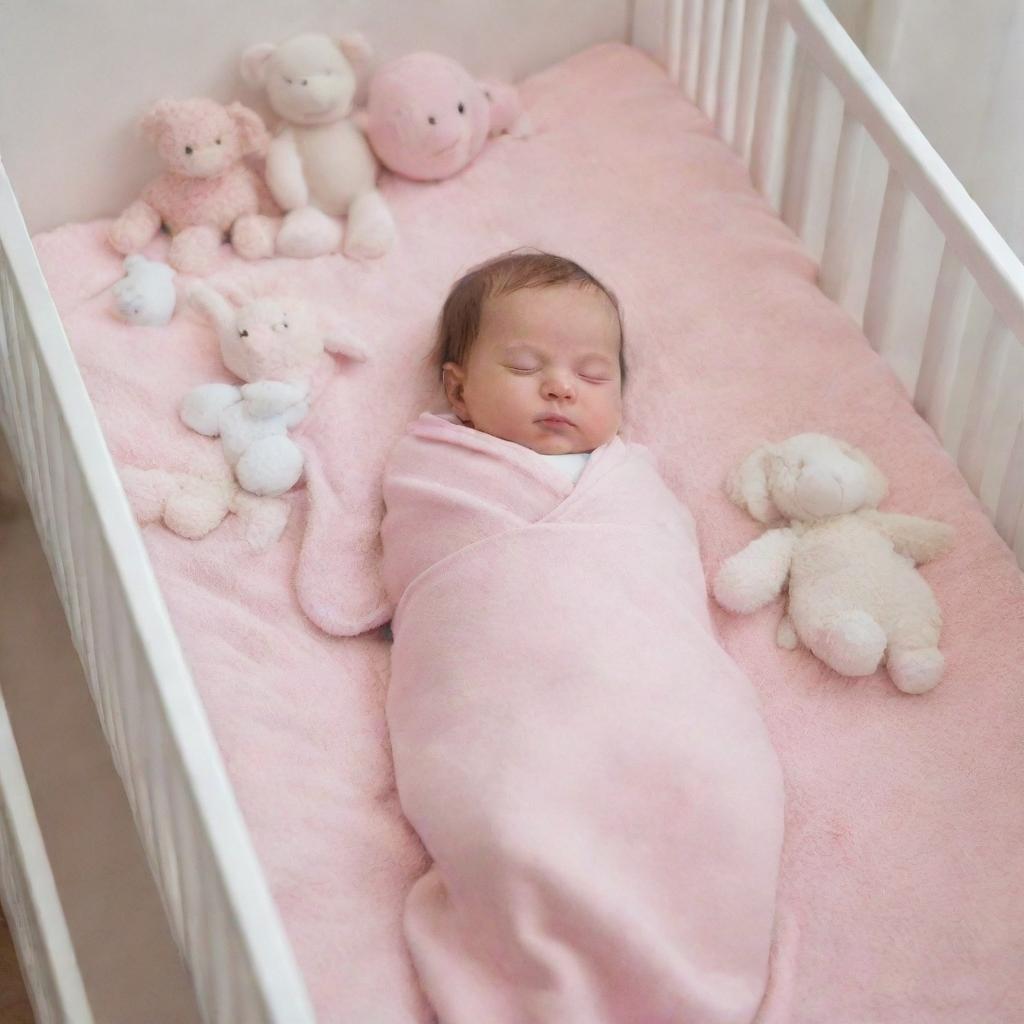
[0,0,1021,1019]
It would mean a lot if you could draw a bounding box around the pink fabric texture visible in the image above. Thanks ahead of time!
[31,42,1024,1023]
[381,412,784,1024]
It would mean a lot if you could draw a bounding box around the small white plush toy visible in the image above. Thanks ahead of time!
[182,283,367,497]
[713,433,954,695]
[111,255,177,326]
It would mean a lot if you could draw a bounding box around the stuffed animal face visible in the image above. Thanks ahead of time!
[140,98,267,179]
[365,52,491,181]
[728,433,889,524]
[189,285,323,383]
[241,33,371,126]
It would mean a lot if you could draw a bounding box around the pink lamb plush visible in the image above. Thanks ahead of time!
[109,98,278,275]
[361,52,532,182]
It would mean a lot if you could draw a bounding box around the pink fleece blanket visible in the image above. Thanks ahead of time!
[32,42,1024,1024]
[381,413,784,1023]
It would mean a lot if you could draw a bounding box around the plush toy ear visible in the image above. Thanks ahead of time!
[726,443,780,524]
[337,32,373,70]
[241,43,276,87]
[139,100,178,142]
[837,440,889,508]
[320,311,368,362]
[188,283,236,336]
[227,102,269,156]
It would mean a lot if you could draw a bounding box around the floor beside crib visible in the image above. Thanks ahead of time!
[0,436,201,1024]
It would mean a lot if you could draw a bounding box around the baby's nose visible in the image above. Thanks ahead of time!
[542,375,575,399]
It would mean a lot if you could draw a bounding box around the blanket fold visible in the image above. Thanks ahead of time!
[381,413,785,1024]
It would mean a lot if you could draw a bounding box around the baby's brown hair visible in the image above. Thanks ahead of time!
[432,249,626,382]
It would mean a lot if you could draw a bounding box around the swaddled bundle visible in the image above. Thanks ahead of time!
[382,411,785,1024]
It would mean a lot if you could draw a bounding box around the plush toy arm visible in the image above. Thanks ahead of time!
[240,380,309,419]
[108,199,162,254]
[265,130,308,211]
[713,527,797,614]
[860,510,954,565]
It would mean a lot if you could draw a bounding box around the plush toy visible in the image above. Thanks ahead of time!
[240,32,395,260]
[122,466,289,550]
[111,255,177,326]
[361,51,532,182]
[712,433,954,695]
[109,98,277,275]
[181,283,367,497]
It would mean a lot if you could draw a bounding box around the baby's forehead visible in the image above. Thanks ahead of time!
[480,284,620,339]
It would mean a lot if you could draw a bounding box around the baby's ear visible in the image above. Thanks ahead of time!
[726,443,779,524]
[442,362,468,418]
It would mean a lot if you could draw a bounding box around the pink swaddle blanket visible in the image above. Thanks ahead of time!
[380,412,786,1023]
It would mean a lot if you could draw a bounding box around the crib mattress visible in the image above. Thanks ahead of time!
[32,43,1024,1023]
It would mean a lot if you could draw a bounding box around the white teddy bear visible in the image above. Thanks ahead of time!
[241,32,395,260]
[182,283,366,497]
[111,255,177,326]
[713,433,954,695]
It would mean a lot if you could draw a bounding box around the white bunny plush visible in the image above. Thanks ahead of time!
[713,433,954,694]
[182,283,366,497]
[111,255,177,326]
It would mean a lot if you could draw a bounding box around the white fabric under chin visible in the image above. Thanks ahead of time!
[539,450,591,483]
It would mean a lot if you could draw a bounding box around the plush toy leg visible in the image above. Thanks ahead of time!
[275,208,343,259]
[887,647,944,695]
[108,200,162,255]
[235,436,304,497]
[807,608,887,677]
[343,189,395,260]
[168,225,222,274]
[120,466,176,524]
[163,477,233,539]
[231,214,278,260]
[776,615,798,650]
[230,490,290,550]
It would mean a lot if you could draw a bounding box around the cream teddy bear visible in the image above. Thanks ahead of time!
[181,283,367,497]
[121,466,289,550]
[109,98,277,274]
[713,433,954,694]
[241,32,395,260]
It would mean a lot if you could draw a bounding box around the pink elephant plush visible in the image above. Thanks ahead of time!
[108,98,278,275]
[361,52,532,182]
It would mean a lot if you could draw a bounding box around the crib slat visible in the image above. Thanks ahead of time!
[915,245,974,433]
[819,109,867,315]
[697,0,726,119]
[995,416,1024,547]
[684,0,706,101]
[750,4,797,210]
[957,316,1012,497]
[714,0,746,143]
[734,0,769,159]
[665,0,685,84]
[862,168,909,353]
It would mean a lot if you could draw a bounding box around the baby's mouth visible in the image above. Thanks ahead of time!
[536,414,575,429]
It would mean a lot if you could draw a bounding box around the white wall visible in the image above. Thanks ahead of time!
[0,0,630,233]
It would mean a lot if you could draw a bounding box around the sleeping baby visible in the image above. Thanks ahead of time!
[380,251,785,1024]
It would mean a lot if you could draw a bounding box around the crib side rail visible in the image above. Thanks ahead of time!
[0,158,315,1024]
[633,0,1024,566]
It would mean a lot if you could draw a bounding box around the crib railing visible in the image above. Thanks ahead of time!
[0,157,315,1024]
[634,0,1024,567]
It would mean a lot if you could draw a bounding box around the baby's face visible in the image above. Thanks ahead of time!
[443,285,623,455]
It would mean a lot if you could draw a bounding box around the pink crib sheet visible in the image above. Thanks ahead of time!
[33,42,1024,1024]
